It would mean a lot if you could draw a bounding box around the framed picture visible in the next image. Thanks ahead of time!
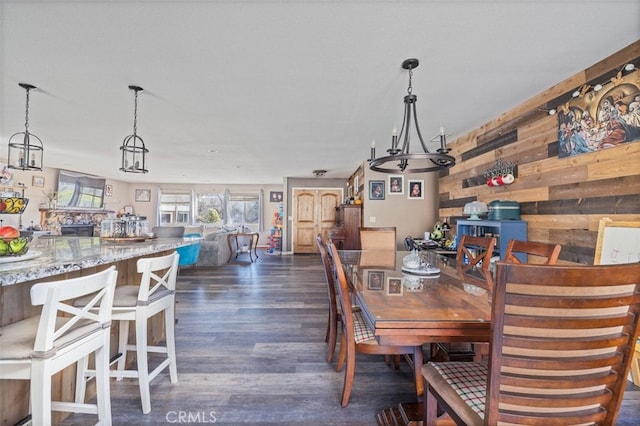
[32,176,45,187]
[367,271,384,290]
[408,179,424,200]
[135,189,151,202]
[105,184,113,197]
[354,175,359,197]
[388,175,404,195]
[270,191,283,202]
[387,278,403,296]
[369,180,385,200]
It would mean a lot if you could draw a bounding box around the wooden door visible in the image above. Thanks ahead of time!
[293,188,342,253]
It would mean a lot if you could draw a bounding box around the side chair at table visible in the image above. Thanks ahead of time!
[0,266,118,425]
[327,241,423,407]
[316,235,341,364]
[504,239,562,264]
[76,251,180,414]
[359,226,397,251]
[421,261,640,426]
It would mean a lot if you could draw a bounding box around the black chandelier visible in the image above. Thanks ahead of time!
[120,85,149,173]
[369,59,456,173]
[7,83,44,171]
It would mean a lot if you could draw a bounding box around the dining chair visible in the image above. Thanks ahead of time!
[0,266,118,425]
[504,239,561,264]
[177,232,203,271]
[76,251,180,414]
[327,241,423,407]
[421,261,640,426]
[316,235,341,363]
[359,226,397,251]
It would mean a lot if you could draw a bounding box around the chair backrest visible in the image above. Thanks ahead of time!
[30,266,118,355]
[404,236,419,251]
[152,226,185,238]
[486,261,640,425]
[456,235,496,288]
[316,235,338,322]
[177,233,202,266]
[136,251,180,303]
[504,239,561,264]
[359,227,396,250]
[327,241,357,348]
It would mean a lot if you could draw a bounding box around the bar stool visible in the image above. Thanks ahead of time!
[76,251,179,414]
[0,266,118,425]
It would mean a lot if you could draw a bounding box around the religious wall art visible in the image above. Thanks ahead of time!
[557,68,640,158]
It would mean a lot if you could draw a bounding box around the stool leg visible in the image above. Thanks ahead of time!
[30,360,51,426]
[116,320,130,381]
[95,334,112,424]
[74,355,89,404]
[166,305,178,384]
[136,310,152,414]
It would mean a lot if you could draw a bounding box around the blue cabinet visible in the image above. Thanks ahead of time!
[456,219,527,261]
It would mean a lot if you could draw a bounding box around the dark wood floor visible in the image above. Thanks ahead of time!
[63,253,639,425]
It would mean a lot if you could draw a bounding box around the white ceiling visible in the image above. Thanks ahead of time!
[1,0,639,185]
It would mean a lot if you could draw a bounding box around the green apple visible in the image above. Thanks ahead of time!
[0,240,9,256]
[8,237,29,255]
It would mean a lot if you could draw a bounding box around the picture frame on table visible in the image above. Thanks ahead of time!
[387,277,403,296]
[388,175,404,195]
[32,176,45,187]
[135,189,151,202]
[408,179,424,200]
[369,180,385,200]
[367,271,384,290]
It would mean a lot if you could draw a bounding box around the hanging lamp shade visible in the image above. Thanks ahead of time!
[120,85,148,173]
[7,83,44,171]
[369,59,455,174]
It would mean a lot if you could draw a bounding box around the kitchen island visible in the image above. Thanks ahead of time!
[0,235,195,425]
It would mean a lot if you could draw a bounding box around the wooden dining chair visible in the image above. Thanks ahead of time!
[327,241,423,407]
[359,226,397,251]
[455,235,496,289]
[421,261,640,426]
[504,239,561,264]
[316,235,341,363]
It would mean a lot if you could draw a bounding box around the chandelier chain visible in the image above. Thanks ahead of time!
[133,89,138,136]
[24,87,30,133]
[407,67,413,95]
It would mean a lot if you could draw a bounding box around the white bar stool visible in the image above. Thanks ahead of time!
[76,251,179,414]
[0,266,118,426]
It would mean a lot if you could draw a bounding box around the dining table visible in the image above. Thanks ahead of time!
[337,249,492,424]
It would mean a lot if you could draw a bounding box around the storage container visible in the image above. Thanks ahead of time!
[488,200,520,220]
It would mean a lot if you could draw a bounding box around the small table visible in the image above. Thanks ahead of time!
[227,232,259,262]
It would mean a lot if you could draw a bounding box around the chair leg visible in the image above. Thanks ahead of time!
[325,314,331,343]
[165,306,178,384]
[95,335,112,424]
[341,345,356,407]
[336,333,347,373]
[74,355,90,404]
[135,313,152,414]
[327,317,338,363]
[413,347,424,398]
[116,320,130,381]
[30,361,51,426]
[423,384,439,426]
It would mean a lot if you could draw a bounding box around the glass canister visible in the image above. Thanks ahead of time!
[101,218,127,238]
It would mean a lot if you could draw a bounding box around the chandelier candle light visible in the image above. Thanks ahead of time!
[120,85,149,174]
[369,58,456,173]
[7,83,44,171]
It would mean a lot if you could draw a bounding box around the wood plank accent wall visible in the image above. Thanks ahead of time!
[439,40,640,265]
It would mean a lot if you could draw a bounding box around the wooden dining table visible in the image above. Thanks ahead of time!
[337,249,493,423]
[338,249,492,348]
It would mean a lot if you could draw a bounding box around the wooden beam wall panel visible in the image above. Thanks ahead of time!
[583,40,640,81]
[586,144,640,180]
[522,214,590,231]
[549,174,640,200]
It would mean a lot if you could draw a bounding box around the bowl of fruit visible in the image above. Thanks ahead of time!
[0,225,30,256]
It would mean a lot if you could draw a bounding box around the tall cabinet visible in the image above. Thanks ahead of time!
[328,204,362,250]
[456,219,527,261]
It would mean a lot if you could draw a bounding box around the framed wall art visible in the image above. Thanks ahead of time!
[270,191,283,202]
[388,175,403,195]
[408,179,424,199]
[135,189,151,202]
[369,180,385,200]
[32,176,45,187]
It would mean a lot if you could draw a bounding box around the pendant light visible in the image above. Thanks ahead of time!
[369,59,455,173]
[120,85,148,173]
[7,83,44,171]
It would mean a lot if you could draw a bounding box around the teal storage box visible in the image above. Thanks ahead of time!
[488,200,520,220]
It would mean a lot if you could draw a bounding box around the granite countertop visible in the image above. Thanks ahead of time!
[0,236,197,286]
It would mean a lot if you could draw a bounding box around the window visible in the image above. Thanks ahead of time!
[159,191,192,225]
[226,192,260,228]
[196,193,225,224]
